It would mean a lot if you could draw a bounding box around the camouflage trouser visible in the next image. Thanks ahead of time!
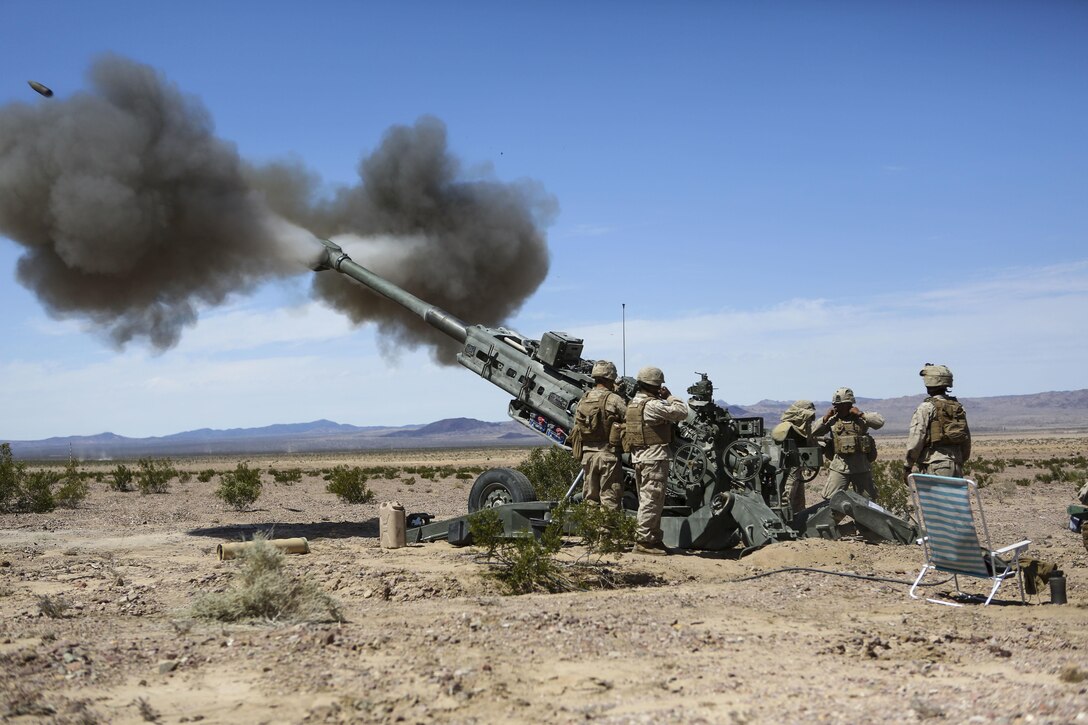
[823,469,877,501]
[634,459,668,545]
[581,449,623,510]
[920,458,961,477]
[786,467,806,514]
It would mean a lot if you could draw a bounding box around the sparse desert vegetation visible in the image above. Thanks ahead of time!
[0,436,1086,723]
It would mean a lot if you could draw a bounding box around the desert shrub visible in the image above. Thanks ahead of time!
[0,444,70,513]
[516,445,580,501]
[190,536,341,623]
[965,457,1006,475]
[468,508,506,559]
[215,462,263,510]
[135,698,160,723]
[196,468,217,483]
[136,458,175,494]
[325,465,374,504]
[37,594,70,618]
[176,470,193,484]
[54,455,89,508]
[1030,457,1088,486]
[109,464,134,491]
[560,502,636,555]
[0,442,23,511]
[19,470,60,513]
[361,465,398,479]
[269,467,302,485]
[871,461,912,519]
[455,471,474,480]
[469,509,567,594]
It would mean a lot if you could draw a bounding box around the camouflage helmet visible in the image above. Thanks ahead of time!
[831,387,856,405]
[920,363,953,388]
[781,399,816,425]
[591,360,618,381]
[636,366,665,387]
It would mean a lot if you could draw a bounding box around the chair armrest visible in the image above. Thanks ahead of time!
[994,540,1031,555]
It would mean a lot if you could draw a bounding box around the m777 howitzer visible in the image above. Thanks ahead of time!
[313,239,916,552]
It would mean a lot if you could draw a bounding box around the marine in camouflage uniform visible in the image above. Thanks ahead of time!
[624,366,689,555]
[572,360,627,509]
[905,364,971,479]
[771,400,817,514]
[812,387,885,501]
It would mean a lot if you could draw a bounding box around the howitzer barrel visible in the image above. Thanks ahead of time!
[313,239,468,343]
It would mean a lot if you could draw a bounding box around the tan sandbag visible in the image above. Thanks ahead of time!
[217,537,310,561]
[379,500,406,549]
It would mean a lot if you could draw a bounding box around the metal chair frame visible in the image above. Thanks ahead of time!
[908,473,1031,606]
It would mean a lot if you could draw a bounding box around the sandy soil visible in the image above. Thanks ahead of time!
[2,437,1087,724]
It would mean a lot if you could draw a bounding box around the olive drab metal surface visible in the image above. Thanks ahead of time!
[313,239,916,553]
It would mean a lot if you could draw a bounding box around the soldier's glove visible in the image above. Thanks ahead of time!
[822,408,835,424]
[850,406,863,417]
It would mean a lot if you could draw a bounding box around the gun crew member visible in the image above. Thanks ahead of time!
[771,400,817,514]
[904,364,971,480]
[813,387,885,501]
[571,360,627,509]
[624,366,689,555]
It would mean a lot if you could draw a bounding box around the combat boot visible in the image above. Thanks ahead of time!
[633,542,666,556]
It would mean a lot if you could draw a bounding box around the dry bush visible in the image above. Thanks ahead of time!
[136,458,175,494]
[324,466,374,504]
[54,454,89,508]
[190,536,341,623]
[215,462,263,510]
[109,464,134,492]
[37,594,70,619]
[469,509,568,594]
[0,443,64,513]
[516,445,580,500]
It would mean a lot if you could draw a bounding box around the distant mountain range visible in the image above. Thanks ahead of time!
[726,389,1088,436]
[6,390,1086,460]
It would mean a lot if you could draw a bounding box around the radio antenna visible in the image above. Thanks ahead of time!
[621,303,626,377]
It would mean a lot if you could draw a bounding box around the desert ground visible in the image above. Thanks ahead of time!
[2,434,1087,724]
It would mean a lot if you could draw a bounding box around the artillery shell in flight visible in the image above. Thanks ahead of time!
[28,80,54,97]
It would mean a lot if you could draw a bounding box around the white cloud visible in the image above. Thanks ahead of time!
[557,261,1088,403]
[175,300,357,353]
[2,260,1085,439]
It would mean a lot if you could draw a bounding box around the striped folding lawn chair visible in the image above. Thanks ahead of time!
[908,473,1031,606]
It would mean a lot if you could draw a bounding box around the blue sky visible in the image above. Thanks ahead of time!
[1,1,1086,439]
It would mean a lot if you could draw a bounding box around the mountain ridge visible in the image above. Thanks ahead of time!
[5,389,1086,460]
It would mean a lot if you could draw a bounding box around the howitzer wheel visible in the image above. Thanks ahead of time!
[722,439,763,487]
[670,443,709,486]
[468,468,537,512]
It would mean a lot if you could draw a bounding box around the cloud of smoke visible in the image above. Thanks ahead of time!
[0,55,555,360]
[256,117,556,362]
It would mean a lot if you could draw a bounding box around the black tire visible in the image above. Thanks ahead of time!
[467,468,537,512]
